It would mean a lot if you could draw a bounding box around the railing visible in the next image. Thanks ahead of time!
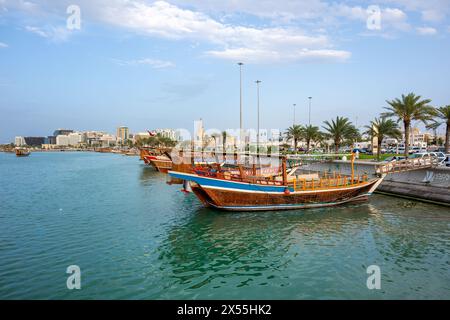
[290,174,369,191]
[376,157,439,174]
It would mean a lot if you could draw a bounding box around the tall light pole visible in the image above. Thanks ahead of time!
[256,80,261,153]
[293,103,296,126]
[308,96,312,126]
[238,62,244,145]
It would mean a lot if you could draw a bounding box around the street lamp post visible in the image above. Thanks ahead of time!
[308,96,312,126]
[293,103,296,126]
[238,62,244,146]
[256,80,261,153]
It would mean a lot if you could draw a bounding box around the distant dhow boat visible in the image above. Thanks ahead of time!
[168,154,386,212]
[15,148,30,157]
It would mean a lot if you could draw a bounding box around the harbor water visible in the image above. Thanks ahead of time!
[0,152,449,299]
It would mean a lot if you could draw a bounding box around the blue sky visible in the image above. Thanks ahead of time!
[1,0,450,143]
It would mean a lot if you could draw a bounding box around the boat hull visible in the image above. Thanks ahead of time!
[169,171,383,212]
[15,149,30,157]
[150,159,173,173]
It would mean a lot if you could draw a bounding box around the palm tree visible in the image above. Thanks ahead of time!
[302,125,322,153]
[364,117,402,160]
[343,125,361,147]
[285,124,303,152]
[322,116,355,153]
[382,93,433,157]
[429,105,450,153]
[159,136,177,148]
[221,131,228,154]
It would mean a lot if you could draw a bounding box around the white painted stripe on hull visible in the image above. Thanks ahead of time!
[200,181,375,195]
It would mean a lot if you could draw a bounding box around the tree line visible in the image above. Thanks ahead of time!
[285,93,450,160]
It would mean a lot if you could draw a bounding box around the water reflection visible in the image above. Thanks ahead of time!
[139,166,163,186]
[366,198,450,272]
[157,202,373,290]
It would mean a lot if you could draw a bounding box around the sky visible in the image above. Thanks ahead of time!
[1,0,450,143]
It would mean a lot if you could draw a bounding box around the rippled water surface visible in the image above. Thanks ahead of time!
[0,152,449,299]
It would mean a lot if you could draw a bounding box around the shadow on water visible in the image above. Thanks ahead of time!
[139,165,165,186]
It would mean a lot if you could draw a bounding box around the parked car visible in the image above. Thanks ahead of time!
[408,146,421,154]
[444,154,450,167]
[409,152,431,159]
[430,152,446,163]
[352,148,368,154]
[383,156,403,162]
[408,152,442,165]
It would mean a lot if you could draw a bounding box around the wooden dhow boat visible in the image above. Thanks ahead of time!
[147,155,173,173]
[168,154,386,211]
[15,148,31,157]
[140,148,174,173]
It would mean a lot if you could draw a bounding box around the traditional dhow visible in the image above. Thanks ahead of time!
[168,155,385,211]
[15,148,30,157]
[148,156,173,173]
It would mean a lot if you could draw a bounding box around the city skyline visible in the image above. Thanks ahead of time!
[1,1,450,143]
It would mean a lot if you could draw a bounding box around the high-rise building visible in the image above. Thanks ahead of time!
[47,136,56,145]
[56,135,70,146]
[24,137,45,146]
[53,129,74,136]
[116,126,129,143]
[15,136,25,146]
[67,132,85,146]
[155,129,180,141]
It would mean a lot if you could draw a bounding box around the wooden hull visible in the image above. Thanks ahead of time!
[15,150,30,157]
[191,183,373,211]
[149,158,173,173]
[168,171,384,212]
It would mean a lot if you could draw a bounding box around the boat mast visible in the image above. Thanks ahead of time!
[351,152,355,183]
[282,156,288,186]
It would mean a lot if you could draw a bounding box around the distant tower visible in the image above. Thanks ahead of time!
[194,119,204,150]
[116,126,129,143]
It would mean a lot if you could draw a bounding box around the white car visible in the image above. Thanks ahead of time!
[409,152,443,165]
[443,154,450,167]
[430,152,446,163]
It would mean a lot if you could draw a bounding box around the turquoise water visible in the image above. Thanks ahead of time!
[0,152,449,299]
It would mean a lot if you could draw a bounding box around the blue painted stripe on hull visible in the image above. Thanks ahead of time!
[169,171,286,192]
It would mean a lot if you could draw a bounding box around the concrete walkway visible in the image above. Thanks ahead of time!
[303,160,450,206]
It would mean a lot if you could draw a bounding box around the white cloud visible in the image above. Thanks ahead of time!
[416,26,438,35]
[25,25,71,42]
[0,41,8,48]
[25,26,48,38]
[382,8,410,31]
[332,5,410,32]
[206,48,351,63]
[112,58,175,68]
[380,0,450,22]
[12,0,445,62]
[96,1,349,63]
